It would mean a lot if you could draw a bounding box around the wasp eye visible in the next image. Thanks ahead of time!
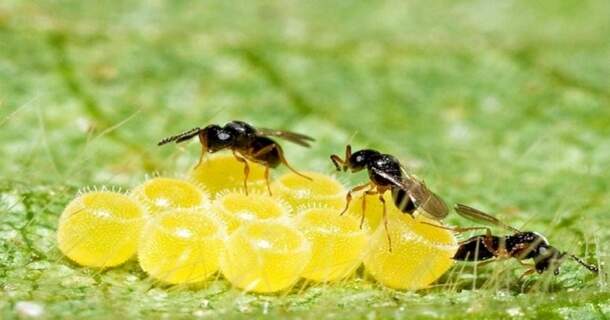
[218,131,231,141]
[57,190,145,268]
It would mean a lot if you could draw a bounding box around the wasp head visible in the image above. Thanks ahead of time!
[203,125,234,152]
[534,246,566,275]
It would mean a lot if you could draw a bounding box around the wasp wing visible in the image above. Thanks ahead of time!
[454,204,520,232]
[257,128,315,148]
[371,167,449,220]
[398,165,449,219]
[405,179,449,219]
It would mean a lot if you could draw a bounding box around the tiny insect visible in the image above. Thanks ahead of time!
[158,120,314,195]
[430,204,599,277]
[330,145,449,249]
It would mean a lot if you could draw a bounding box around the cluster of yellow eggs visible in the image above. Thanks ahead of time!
[57,153,457,293]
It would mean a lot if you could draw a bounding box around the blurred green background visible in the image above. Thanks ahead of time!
[0,1,609,319]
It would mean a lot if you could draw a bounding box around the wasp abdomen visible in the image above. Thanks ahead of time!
[390,187,417,214]
[453,235,500,261]
[250,136,281,168]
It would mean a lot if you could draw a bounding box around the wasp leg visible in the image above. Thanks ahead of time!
[361,188,377,229]
[340,183,371,216]
[475,259,498,268]
[264,166,272,196]
[250,144,277,196]
[378,193,392,252]
[480,228,499,257]
[344,145,352,162]
[275,144,312,181]
[195,131,209,168]
[516,259,535,268]
[196,147,206,168]
[330,154,345,171]
[232,150,250,196]
[519,268,536,281]
[514,259,538,280]
[330,145,353,171]
[252,143,276,158]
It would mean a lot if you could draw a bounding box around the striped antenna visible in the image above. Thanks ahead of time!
[569,254,599,274]
[157,127,201,146]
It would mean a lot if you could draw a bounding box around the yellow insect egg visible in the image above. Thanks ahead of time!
[132,177,209,216]
[363,214,457,290]
[272,171,345,210]
[345,192,395,232]
[191,153,267,196]
[296,207,369,282]
[138,208,226,284]
[220,220,311,293]
[213,191,291,233]
[57,191,145,268]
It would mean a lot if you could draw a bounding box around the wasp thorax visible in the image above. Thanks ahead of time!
[224,120,257,148]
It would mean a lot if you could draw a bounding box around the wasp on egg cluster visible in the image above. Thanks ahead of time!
[331,145,448,249]
[159,120,314,195]
[430,204,599,277]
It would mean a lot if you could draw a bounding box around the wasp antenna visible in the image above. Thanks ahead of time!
[158,127,201,146]
[342,144,352,171]
[569,254,599,274]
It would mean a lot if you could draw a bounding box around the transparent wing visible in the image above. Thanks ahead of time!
[371,167,449,219]
[398,165,449,219]
[257,128,315,148]
[454,204,520,232]
[406,179,449,219]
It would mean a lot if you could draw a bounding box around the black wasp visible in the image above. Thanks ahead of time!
[158,120,314,195]
[330,145,449,249]
[434,204,599,277]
